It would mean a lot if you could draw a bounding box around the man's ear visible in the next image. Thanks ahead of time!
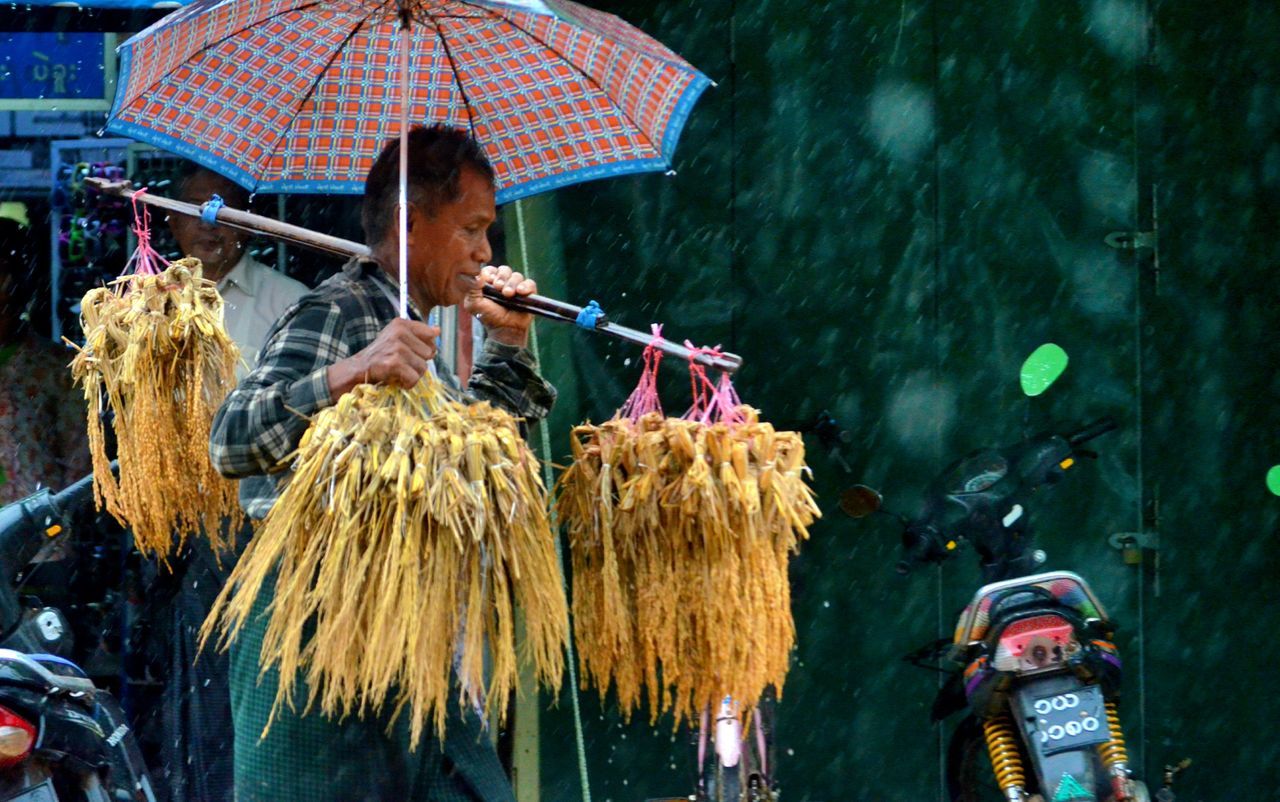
[402,202,421,244]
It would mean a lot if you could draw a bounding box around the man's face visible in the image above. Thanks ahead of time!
[168,171,250,281]
[406,166,495,309]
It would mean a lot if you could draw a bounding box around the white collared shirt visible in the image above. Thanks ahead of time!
[216,253,309,377]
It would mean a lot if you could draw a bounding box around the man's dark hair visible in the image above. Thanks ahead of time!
[175,165,251,210]
[362,125,495,247]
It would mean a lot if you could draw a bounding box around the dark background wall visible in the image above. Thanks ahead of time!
[530,1,1280,800]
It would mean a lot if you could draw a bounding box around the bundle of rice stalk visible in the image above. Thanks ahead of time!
[557,335,819,729]
[68,203,241,558]
[203,374,567,747]
[556,329,664,715]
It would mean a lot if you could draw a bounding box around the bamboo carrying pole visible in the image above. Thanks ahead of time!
[84,177,744,374]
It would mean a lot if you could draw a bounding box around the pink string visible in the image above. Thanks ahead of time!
[618,324,665,422]
[682,341,745,425]
[705,371,746,425]
[681,340,723,422]
[121,188,169,278]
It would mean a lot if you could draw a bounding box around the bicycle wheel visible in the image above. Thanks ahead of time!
[715,760,742,802]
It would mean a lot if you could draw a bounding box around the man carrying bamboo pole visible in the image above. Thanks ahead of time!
[208,125,554,801]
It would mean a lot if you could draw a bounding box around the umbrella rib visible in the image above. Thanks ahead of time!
[117,0,341,131]
[449,1,670,160]
[412,9,481,139]
[258,5,389,184]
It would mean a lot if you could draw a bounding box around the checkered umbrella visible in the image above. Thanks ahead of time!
[106,0,711,203]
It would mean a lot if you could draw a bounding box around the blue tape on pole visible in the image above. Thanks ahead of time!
[575,300,604,329]
[200,194,225,224]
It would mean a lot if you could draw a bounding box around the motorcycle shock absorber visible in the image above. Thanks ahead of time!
[1097,700,1135,800]
[983,713,1029,801]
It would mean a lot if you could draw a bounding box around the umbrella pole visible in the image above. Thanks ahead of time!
[83,177,744,373]
[397,12,411,320]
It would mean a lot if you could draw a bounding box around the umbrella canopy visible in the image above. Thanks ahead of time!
[105,0,711,202]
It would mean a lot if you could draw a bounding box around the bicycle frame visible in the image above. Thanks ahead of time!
[695,695,774,802]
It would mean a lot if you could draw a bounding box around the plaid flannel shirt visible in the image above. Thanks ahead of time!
[209,257,556,519]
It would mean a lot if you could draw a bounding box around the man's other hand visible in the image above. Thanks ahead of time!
[464,264,536,347]
[326,318,440,397]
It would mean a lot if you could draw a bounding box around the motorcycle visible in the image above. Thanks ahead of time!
[0,471,156,802]
[841,346,1166,802]
[842,422,1152,802]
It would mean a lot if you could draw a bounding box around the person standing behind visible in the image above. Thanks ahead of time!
[168,168,308,376]
[153,167,307,802]
[0,217,91,505]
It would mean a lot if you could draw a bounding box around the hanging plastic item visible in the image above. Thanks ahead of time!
[68,190,241,558]
[202,373,568,748]
[557,331,820,729]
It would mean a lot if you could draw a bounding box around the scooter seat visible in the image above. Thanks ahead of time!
[26,653,91,680]
[0,649,95,694]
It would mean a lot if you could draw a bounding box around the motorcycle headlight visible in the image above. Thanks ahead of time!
[993,614,1080,674]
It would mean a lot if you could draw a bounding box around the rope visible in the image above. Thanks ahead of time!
[514,199,593,802]
[681,340,723,421]
[618,324,664,422]
[125,187,169,277]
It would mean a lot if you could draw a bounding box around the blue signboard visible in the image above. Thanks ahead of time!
[20,0,188,6]
[0,32,108,105]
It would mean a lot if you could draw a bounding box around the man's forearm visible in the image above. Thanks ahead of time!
[209,299,352,478]
[209,366,333,478]
[326,356,366,400]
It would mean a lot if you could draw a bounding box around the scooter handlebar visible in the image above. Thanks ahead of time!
[0,465,112,635]
[897,523,946,574]
[1066,416,1118,448]
[50,470,98,521]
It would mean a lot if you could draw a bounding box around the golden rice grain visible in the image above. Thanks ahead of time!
[202,375,567,748]
[556,408,819,729]
[68,257,241,558]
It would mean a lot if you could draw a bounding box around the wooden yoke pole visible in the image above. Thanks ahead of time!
[85,177,744,374]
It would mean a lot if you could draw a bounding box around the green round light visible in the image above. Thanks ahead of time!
[1020,343,1069,397]
[1267,465,1280,497]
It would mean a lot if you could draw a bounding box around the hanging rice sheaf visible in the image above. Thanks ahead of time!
[202,375,567,747]
[557,330,820,729]
[68,201,241,558]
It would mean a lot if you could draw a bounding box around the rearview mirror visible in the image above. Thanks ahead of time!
[1020,343,1069,397]
[840,485,883,519]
